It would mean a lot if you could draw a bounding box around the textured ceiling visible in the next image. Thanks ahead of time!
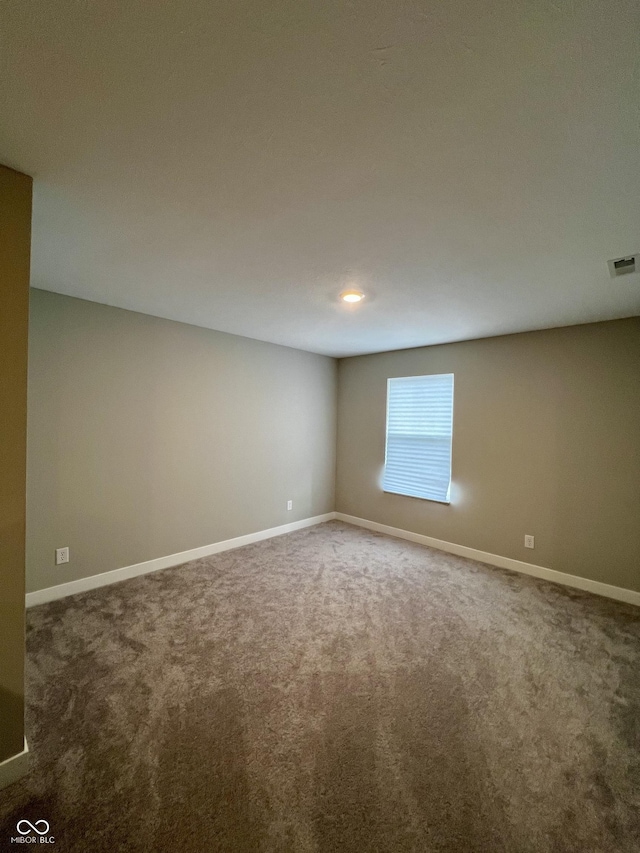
[1,0,639,356]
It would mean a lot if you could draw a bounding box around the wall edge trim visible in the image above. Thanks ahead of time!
[335,513,640,606]
[0,738,29,792]
[26,513,337,607]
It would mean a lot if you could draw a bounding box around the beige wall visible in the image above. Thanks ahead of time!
[0,165,32,761]
[24,294,640,599]
[336,319,640,593]
[27,290,336,594]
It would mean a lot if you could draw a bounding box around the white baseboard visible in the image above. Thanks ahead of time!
[0,738,28,791]
[26,513,337,607]
[336,513,640,607]
[27,510,639,609]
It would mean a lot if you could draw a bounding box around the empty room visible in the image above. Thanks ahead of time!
[1,0,639,851]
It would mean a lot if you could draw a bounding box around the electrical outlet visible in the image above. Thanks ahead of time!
[287,500,293,511]
[524,535,534,549]
[55,547,70,565]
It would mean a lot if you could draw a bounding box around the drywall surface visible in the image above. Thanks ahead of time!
[3,0,640,356]
[27,290,336,593]
[0,165,32,761]
[336,319,640,592]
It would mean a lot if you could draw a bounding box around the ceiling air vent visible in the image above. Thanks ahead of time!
[607,254,639,278]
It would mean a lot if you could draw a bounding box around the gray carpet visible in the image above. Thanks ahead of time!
[1,520,639,852]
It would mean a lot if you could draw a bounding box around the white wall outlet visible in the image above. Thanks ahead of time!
[287,500,293,511]
[524,535,534,549]
[55,547,70,565]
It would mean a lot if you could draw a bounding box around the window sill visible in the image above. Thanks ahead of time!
[383,489,450,506]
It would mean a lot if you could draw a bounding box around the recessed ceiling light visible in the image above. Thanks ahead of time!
[340,289,365,303]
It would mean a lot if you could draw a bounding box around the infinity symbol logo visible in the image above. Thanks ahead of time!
[16,819,50,836]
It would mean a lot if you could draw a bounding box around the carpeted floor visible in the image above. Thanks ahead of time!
[1,520,639,852]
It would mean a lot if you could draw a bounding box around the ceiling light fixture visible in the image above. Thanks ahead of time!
[340,289,365,303]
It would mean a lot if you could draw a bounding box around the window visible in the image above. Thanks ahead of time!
[382,373,454,504]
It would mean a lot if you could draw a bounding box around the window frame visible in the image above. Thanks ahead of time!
[382,372,454,505]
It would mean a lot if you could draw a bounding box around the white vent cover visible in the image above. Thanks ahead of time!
[607,254,639,278]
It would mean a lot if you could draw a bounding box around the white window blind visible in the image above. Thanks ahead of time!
[383,373,454,504]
